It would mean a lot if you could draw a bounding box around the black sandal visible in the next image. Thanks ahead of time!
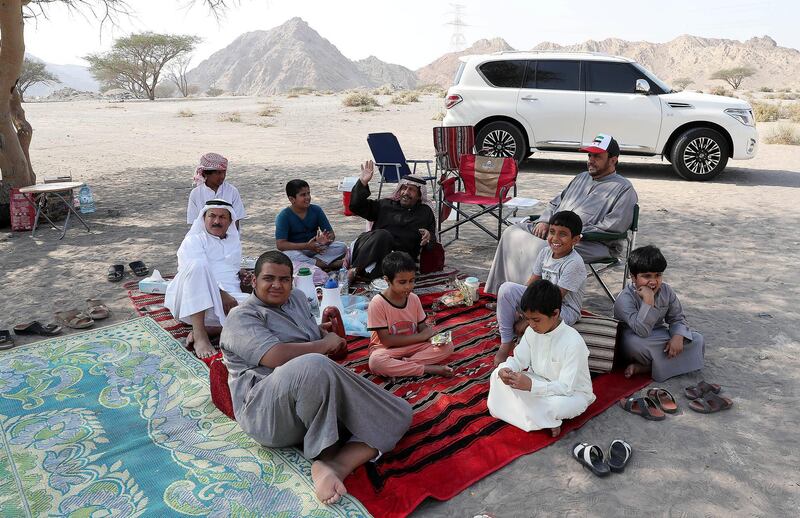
[0,330,15,350]
[572,442,611,477]
[619,396,666,421]
[684,380,721,400]
[13,321,62,337]
[607,439,632,473]
[129,260,150,277]
[646,388,679,414]
[107,264,125,282]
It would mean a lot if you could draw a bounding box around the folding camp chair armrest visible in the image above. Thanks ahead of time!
[406,159,434,164]
[441,176,458,189]
[581,231,628,242]
[374,162,403,168]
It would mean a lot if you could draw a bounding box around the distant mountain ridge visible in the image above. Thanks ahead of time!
[23,54,98,98]
[187,17,417,95]
[416,34,800,90]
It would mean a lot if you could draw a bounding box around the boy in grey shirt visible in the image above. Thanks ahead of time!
[494,211,586,365]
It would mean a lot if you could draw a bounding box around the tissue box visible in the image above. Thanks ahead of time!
[139,279,169,294]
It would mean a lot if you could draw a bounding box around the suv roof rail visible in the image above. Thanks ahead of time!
[495,50,614,57]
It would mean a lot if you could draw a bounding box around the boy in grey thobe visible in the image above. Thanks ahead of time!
[220,290,412,461]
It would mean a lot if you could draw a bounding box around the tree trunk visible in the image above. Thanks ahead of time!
[0,0,35,191]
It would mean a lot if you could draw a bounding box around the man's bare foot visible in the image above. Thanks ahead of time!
[311,460,348,505]
[624,362,648,378]
[550,426,561,437]
[493,342,515,366]
[193,336,217,359]
[424,364,455,377]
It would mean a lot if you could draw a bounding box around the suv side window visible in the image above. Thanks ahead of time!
[478,60,526,88]
[530,60,580,91]
[586,62,650,93]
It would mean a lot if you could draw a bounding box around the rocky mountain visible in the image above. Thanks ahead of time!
[416,35,800,91]
[416,38,513,87]
[187,17,416,95]
[355,56,417,89]
[23,54,99,98]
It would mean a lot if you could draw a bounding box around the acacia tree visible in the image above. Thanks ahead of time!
[710,66,756,90]
[85,32,200,100]
[18,56,59,101]
[671,77,693,91]
[0,1,227,209]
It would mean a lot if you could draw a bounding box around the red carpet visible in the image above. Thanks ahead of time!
[341,291,650,518]
[126,279,649,517]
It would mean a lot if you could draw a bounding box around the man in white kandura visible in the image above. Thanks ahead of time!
[166,199,249,358]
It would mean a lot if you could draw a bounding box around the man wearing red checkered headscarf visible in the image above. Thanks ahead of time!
[186,152,247,225]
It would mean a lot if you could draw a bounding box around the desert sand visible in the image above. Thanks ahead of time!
[1,93,799,516]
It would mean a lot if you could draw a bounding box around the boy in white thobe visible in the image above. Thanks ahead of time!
[488,279,595,436]
[166,199,248,358]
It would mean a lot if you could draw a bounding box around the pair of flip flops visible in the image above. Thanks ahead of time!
[13,321,63,336]
[619,387,678,421]
[684,381,733,414]
[107,261,149,282]
[572,440,632,477]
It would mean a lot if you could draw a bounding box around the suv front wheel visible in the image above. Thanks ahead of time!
[670,128,729,181]
[476,121,527,163]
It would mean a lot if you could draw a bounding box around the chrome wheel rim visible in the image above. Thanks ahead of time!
[683,137,721,175]
[481,129,517,158]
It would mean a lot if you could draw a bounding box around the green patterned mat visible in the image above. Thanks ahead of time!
[0,317,371,517]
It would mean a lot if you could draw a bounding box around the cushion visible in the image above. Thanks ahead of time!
[573,311,620,374]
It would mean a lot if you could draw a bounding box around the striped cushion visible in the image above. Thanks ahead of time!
[573,313,620,374]
[433,126,475,171]
[459,155,518,199]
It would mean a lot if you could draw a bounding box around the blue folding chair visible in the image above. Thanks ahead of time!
[367,132,435,198]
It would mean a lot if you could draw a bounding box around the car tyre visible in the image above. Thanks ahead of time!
[476,121,527,163]
[670,128,729,181]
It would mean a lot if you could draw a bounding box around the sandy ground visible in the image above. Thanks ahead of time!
[2,94,799,517]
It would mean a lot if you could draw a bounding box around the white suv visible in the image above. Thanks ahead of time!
[443,52,758,181]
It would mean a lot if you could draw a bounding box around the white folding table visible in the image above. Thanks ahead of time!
[18,181,91,239]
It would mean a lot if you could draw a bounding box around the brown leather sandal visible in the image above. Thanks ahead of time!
[684,380,722,400]
[619,396,666,421]
[86,299,111,320]
[647,388,678,414]
[54,309,94,329]
[689,392,733,414]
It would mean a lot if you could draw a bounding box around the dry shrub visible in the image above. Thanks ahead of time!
[391,91,420,105]
[709,86,735,97]
[343,92,379,108]
[416,83,446,96]
[431,111,445,121]
[288,87,315,96]
[758,86,774,92]
[784,103,800,123]
[372,84,395,95]
[763,124,800,145]
[177,109,194,118]
[357,105,375,112]
[287,93,299,98]
[218,112,241,123]
[258,104,280,117]
[752,101,779,122]
[206,87,224,97]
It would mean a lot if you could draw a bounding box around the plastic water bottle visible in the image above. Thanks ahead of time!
[338,267,349,295]
[324,274,338,289]
[78,185,96,214]
[296,267,320,318]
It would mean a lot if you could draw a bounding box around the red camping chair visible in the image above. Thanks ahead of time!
[432,126,475,221]
[438,154,518,246]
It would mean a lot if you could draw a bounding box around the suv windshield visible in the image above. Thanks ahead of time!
[631,63,673,93]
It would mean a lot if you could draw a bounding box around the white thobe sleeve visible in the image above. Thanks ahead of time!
[499,331,533,374]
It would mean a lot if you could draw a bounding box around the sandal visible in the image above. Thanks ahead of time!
[571,442,611,477]
[86,299,111,320]
[619,396,666,421]
[0,330,15,350]
[107,264,125,282]
[129,260,150,277]
[54,310,94,329]
[646,388,678,414]
[607,439,632,473]
[689,391,733,414]
[684,381,721,400]
[13,321,62,336]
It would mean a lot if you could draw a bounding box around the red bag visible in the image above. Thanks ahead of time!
[10,188,35,232]
[420,243,445,274]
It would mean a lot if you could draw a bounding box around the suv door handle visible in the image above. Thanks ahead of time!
[588,99,606,105]
[521,96,538,101]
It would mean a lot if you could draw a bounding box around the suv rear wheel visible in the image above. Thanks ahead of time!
[670,128,729,181]
[476,121,527,163]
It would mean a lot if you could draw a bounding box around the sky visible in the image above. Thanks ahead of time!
[23,0,799,69]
